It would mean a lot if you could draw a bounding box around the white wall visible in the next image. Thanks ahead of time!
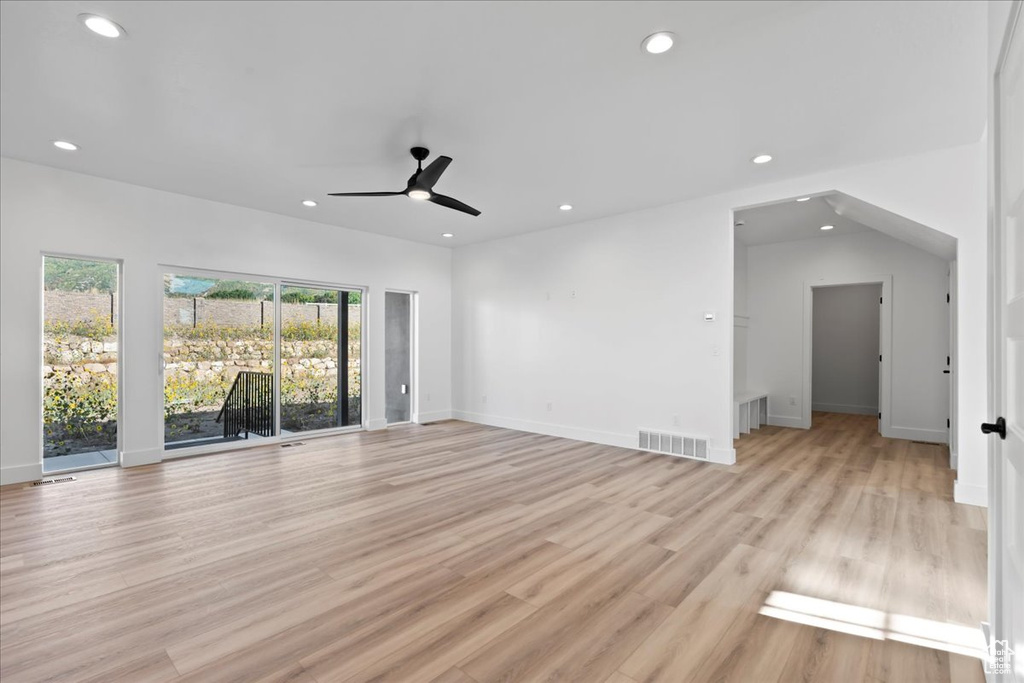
[734,242,749,392]
[452,142,987,503]
[749,231,948,439]
[0,158,453,484]
[811,284,882,415]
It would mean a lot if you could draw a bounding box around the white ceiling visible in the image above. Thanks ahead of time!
[734,192,957,261]
[0,1,987,246]
[734,196,871,246]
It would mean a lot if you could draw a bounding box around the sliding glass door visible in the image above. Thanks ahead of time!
[163,273,276,449]
[280,286,362,434]
[42,255,121,472]
[162,271,363,452]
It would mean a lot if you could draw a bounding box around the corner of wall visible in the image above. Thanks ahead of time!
[0,462,42,486]
[122,448,162,468]
[953,478,988,507]
[415,410,453,424]
[712,446,736,465]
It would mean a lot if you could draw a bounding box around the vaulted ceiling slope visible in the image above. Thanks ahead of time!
[0,1,987,245]
[735,192,957,262]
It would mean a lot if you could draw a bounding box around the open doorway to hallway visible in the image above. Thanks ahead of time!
[811,283,883,430]
[732,191,953,449]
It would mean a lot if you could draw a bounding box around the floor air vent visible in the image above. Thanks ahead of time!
[32,476,76,486]
[281,442,306,448]
[638,429,710,460]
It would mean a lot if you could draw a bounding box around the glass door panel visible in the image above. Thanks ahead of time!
[163,274,276,448]
[43,255,120,472]
[280,286,362,433]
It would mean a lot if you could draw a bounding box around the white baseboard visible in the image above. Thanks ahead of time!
[949,448,958,470]
[713,447,736,465]
[0,462,43,486]
[452,410,734,466]
[366,418,388,431]
[122,448,162,468]
[886,426,947,443]
[415,410,453,424]
[811,403,878,415]
[767,415,807,429]
[953,479,988,508]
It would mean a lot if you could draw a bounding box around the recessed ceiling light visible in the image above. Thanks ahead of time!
[408,190,431,201]
[441,233,454,238]
[752,154,773,164]
[820,225,834,231]
[796,197,811,202]
[642,32,676,55]
[559,204,573,211]
[53,140,78,151]
[78,14,125,38]
[301,199,317,207]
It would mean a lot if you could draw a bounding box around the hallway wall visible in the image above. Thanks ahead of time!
[811,283,882,415]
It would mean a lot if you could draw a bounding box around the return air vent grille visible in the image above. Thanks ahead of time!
[32,476,76,486]
[638,429,709,460]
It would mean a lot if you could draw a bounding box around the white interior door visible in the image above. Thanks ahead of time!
[991,5,1024,680]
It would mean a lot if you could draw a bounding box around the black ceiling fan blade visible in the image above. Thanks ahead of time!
[429,193,481,216]
[415,156,452,190]
[327,191,404,197]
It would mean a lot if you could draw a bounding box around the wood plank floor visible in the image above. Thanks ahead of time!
[0,413,987,682]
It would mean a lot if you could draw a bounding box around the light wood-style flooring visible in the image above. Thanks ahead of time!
[0,413,987,682]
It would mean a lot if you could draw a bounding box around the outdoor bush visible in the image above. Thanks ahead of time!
[206,288,258,300]
[45,315,115,341]
[43,370,117,435]
[163,320,361,343]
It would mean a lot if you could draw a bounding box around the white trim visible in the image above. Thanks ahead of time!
[953,479,988,508]
[453,411,735,465]
[366,418,388,431]
[416,410,452,424]
[949,448,958,471]
[122,447,162,468]
[886,426,947,443]
[767,415,806,429]
[713,447,737,465]
[0,462,43,486]
[810,403,878,415]
[803,275,893,437]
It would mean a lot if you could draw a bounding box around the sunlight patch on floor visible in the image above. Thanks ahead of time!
[759,590,986,659]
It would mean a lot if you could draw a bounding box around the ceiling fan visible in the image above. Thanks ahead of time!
[328,147,481,216]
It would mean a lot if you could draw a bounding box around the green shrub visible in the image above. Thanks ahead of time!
[45,315,115,341]
[205,288,258,300]
[163,320,361,343]
[43,370,117,435]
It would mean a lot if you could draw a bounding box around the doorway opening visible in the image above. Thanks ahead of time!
[811,283,883,429]
[732,191,954,449]
[385,291,414,425]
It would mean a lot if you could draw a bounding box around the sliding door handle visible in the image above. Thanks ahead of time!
[980,417,1006,440]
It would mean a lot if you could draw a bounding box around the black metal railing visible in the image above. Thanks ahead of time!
[216,371,273,439]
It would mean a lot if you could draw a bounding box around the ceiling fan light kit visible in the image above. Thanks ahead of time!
[329,147,481,216]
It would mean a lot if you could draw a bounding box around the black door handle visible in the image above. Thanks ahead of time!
[943,370,950,374]
[981,417,1006,440]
